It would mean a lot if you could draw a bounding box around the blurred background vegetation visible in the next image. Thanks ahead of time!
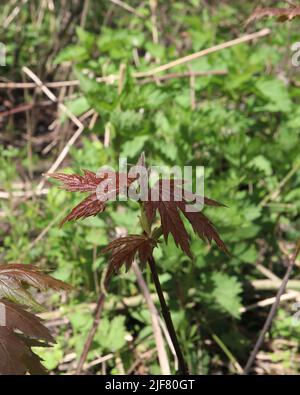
[1,0,300,374]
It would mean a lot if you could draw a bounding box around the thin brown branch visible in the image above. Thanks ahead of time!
[243,239,300,374]
[148,255,189,375]
[240,291,300,314]
[2,0,28,28]
[109,0,145,19]
[139,69,228,84]
[149,0,159,46]
[21,66,86,194]
[0,80,80,89]
[1,30,268,95]
[259,160,300,207]
[22,66,83,128]
[134,28,270,78]
[0,188,49,199]
[80,0,90,27]
[132,261,171,375]
[0,101,53,117]
[0,70,227,91]
[251,279,300,291]
[75,292,106,374]
[188,66,196,110]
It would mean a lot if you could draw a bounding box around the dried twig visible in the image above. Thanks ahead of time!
[132,261,171,375]
[259,160,300,207]
[240,291,300,313]
[22,67,82,128]
[0,70,227,91]
[243,239,300,374]
[2,0,28,28]
[0,101,53,117]
[0,189,49,199]
[139,69,228,84]
[0,80,80,89]
[149,0,159,46]
[80,0,90,27]
[76,293,106,374]
[4,29,267,91]
[134,28,271,77]
[109,0,145,19]
[188,66,196,110]
[148,256,189,375]
[251,279,300,291]
[22,66,85,193]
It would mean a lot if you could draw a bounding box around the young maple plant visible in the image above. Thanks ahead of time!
[0,264,71,375]
[48,154,228,375]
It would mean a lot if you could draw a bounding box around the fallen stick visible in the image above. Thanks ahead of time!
[240,291,300,313]
[0,70,228,90]
[0,188,49,199]
[22,66,85,193]
[243,240,300,374]
[133,261,171,375]
[134,28,271,77]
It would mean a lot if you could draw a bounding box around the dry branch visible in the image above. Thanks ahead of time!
[243,240,300,374]
[133,261,171,375]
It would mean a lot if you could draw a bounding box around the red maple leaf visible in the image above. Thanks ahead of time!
[145,179,228,257]
[0,263,70,375]
[103,235,157,279]
[47,169,137,225]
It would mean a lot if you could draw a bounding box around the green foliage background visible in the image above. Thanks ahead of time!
[1,0,300,374]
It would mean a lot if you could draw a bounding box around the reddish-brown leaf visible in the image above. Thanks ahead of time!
[47,170,137,225]
[246,7,300,25]
[0,327,48,375]
[177,201,229,254]
[0,264,71,310]
[60,193,105,225]
[0,299,54,343]
[158,201,192,258]
[0,264,71,291]
[0,264,71,374]
[47,169,99,192]
[103,235,157,278]
[145,179,228,257]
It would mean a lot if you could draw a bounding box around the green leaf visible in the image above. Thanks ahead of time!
[76,27,95,50]
[85,229,108,246]
[54,45,88,64]
[121,135,148,158]
[34,343,64,370]
[256,79,291,113]
[95,316,126,352]
[60,96,90,122]
[239,245,258,264]
[212,272,242,318]
[247,155,272,176]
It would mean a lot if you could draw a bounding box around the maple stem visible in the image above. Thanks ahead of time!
[148,255,189,375]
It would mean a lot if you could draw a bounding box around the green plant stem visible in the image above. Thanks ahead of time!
[148,255,189,375]
[211,333,242,374]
